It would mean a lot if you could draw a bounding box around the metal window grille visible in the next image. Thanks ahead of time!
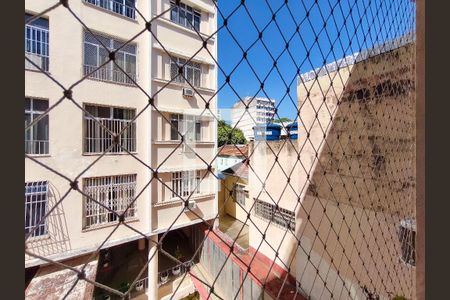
[170,56,202,87]
[254,199,295,231]
[398,220,416,266]
[85,0,136,20]
[170,114,202,142]
[83,31,137,85]
[25,97,49,155]
[83,174,137,229]
[83,104,136,153]
[171,170,201,198]
[170,0,201,32]
[24,14,49,72]
[232,183,245,206]
[24,181,49,237]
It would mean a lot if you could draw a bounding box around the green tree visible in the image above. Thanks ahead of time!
[273,117,292,124]
[218,120,247,147]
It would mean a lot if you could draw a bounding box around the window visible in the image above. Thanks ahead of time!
[85,0,136,19]
[171,170,201,198]
[25,181,49,237]
[398,220,416,266]
[170,1,201,31]
[254,199,295,230]
[83,174,137,229]
[84,104,136,154]
[25,14,49,71]
[232,184,246,206]
[170,57,202,87]
[170,114,202,142]
[83,31,137,85]
[25,98,49,155]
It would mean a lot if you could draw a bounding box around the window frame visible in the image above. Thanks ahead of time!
[25,181,49,238]
[82,174,137,229]
[171,170,201,199]
[170,1,201,32]
[170,56,202,87]
[83,103,137,154]
[25,97,49,155]
[83,30,137,85]
[24,14,49,72]
[170,114,203,142]
[232,183,246,206]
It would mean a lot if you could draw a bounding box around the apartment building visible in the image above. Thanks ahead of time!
[230,96,276,140]
[25,1,217,299]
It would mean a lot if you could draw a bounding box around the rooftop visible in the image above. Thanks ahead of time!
[217,144,248,157]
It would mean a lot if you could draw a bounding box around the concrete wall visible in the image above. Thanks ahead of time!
[246,43,416,299]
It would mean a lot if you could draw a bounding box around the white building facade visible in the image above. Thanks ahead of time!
[230,96,275,140]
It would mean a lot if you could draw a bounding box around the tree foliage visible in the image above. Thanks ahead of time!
[273,117,292,124]
[218,120,247,147]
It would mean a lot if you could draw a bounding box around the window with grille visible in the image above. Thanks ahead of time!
[254,199,295,231]
[25,98,49,155]
[170,1,201,32]
[398,221,416,266]
[25,14,49,72]
[85,0,136,20]
[170,114,202,142]
[25,181,49,237]
[83,174,137,229]
[84,104,136,154]
[171,170,201,198]
[170,56,202,87]
[232,184,246,206]
[83,31,137,85]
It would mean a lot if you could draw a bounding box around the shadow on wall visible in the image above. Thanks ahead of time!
[26,183,72,263]
[290,42,416,299]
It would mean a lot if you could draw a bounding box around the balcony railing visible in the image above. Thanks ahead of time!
[25,140,49,155]
[84,117,136,154]
[158,261,193,285]
[25,25,49,72]
[83,64,137,85]
[85,0,136,20]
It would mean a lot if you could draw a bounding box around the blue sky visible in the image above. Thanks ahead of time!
[216,0,416,121]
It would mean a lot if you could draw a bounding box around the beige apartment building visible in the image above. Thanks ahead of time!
[25,1,217,299]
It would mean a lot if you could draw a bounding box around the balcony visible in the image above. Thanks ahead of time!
[84,64,137,86]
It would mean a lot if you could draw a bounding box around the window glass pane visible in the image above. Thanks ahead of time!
[194,14,200,31]
[195,122,201,140]
[171,116,179,140]
[186,11,193,28]
[194,69,201,86]
[25,98,31,110]
[33,99,49,111]
[125,54,136,75]
[34,115,49,141]
[170,4,178,22]
[84,43,98,66]
[179,8,186,27]
[97,106,111,118]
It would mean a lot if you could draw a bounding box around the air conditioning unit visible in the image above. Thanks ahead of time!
[184,200,197,211]
[183,87,195,97]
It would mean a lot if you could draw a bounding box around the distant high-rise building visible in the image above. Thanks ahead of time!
[230,96,276,140]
